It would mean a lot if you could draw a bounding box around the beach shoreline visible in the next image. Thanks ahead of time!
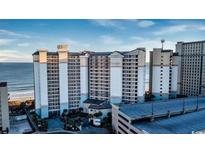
[9,90,34,102]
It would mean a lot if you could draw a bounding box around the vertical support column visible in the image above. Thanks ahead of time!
[109,52,123,104]
[80,54,89,108]
[137,67,145,103]
[58,45,69,115]
[176,42,183,95]
[38,50,48,118]
[151,49,172,100]
[201,42,205,96]
[33,54,41,115]
[162,66,170,99]
[171,55,178,98]
[0,82,10,131]
[137,51,146,103]
[152,65,161,100]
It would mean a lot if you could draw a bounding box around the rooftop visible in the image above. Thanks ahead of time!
[88,103,111,110]
[133,109,205,134]
[118,97,205,120]
[84,99,106,105]
[91,52,112,56]
[117,97,205,134]
[33,48,146,57]
[177,40,205,44]
[0,82,7,87]
[162,49,173,52]
[152,48,173,53]
[84,99,111,109]
[69,52,81,56]
[32,51,39,56]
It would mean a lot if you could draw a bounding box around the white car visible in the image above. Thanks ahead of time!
[93,118,101,126]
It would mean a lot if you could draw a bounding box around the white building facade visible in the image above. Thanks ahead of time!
[149,48,178,100]
[109,52,123,104]
[33,45,81,118]
[33,45,146,118]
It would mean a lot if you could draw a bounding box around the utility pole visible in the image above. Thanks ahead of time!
[161,39,165,50]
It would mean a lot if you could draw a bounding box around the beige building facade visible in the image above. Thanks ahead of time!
[33,45,146,118]
[0,82,10,132]
[176,41,205,96]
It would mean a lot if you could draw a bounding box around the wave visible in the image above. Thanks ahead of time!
[9,90,34,100]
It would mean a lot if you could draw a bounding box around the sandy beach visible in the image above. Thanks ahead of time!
[9,90,34,100]
[8,90,34,106]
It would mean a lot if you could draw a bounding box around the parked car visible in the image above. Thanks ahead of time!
[93,118,101,127]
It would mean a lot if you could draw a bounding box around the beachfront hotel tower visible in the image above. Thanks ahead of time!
[176,41,205,97]
[0,82,10,133]
[88,49,146,104]
[149,48,178,100]
[33,44,146,118]
[33,45,81,118]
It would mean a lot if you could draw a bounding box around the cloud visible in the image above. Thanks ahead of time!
[97,34,174,52]
[119,39,175,52]
[17,43,30,47]
[130,36,145,41]
[64,38,91,51]
[93,35,175,62]
[0,39,15,46]
[127,19,155,28]
[0,29,30,38]
[92,19,124,29]
[137,20,155,28]
[92,19,155,29]
[100,35,123,45]
[154,25,189,35]
[193,25,205,31]
[108,38,175,62]
[154,24,205,35]
[0,50,32,62]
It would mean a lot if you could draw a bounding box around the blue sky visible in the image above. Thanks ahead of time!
[1,19,205,62]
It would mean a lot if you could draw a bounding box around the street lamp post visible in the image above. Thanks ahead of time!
[198,85,205,111]
[161,39,165,50]
[152,101,154,115]
[150,101,154,121]
[183,97,185,114]
[179,82,186,113]
[196,94,199,111]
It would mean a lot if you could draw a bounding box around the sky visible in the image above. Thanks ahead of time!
[1,19,205,62]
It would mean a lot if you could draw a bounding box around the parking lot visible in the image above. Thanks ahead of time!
[10,116,32,134]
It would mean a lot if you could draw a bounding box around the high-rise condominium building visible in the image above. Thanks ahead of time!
[149,48,178,100]
[0,82,10,133]
[33,44,146,118]
[176,41,205,96]
[33,45,81,118]
[88,50,146,103]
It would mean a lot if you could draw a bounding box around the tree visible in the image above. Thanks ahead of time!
[93,111,103,117]
[62,109,68,117]
[107,112,111,117]
[79,107,83,112]
[6,127,9,134]
[102,112,113,133]
[41,119,48,131]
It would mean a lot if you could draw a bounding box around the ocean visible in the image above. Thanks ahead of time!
[0,63,34,100]
[0,63,149,100]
